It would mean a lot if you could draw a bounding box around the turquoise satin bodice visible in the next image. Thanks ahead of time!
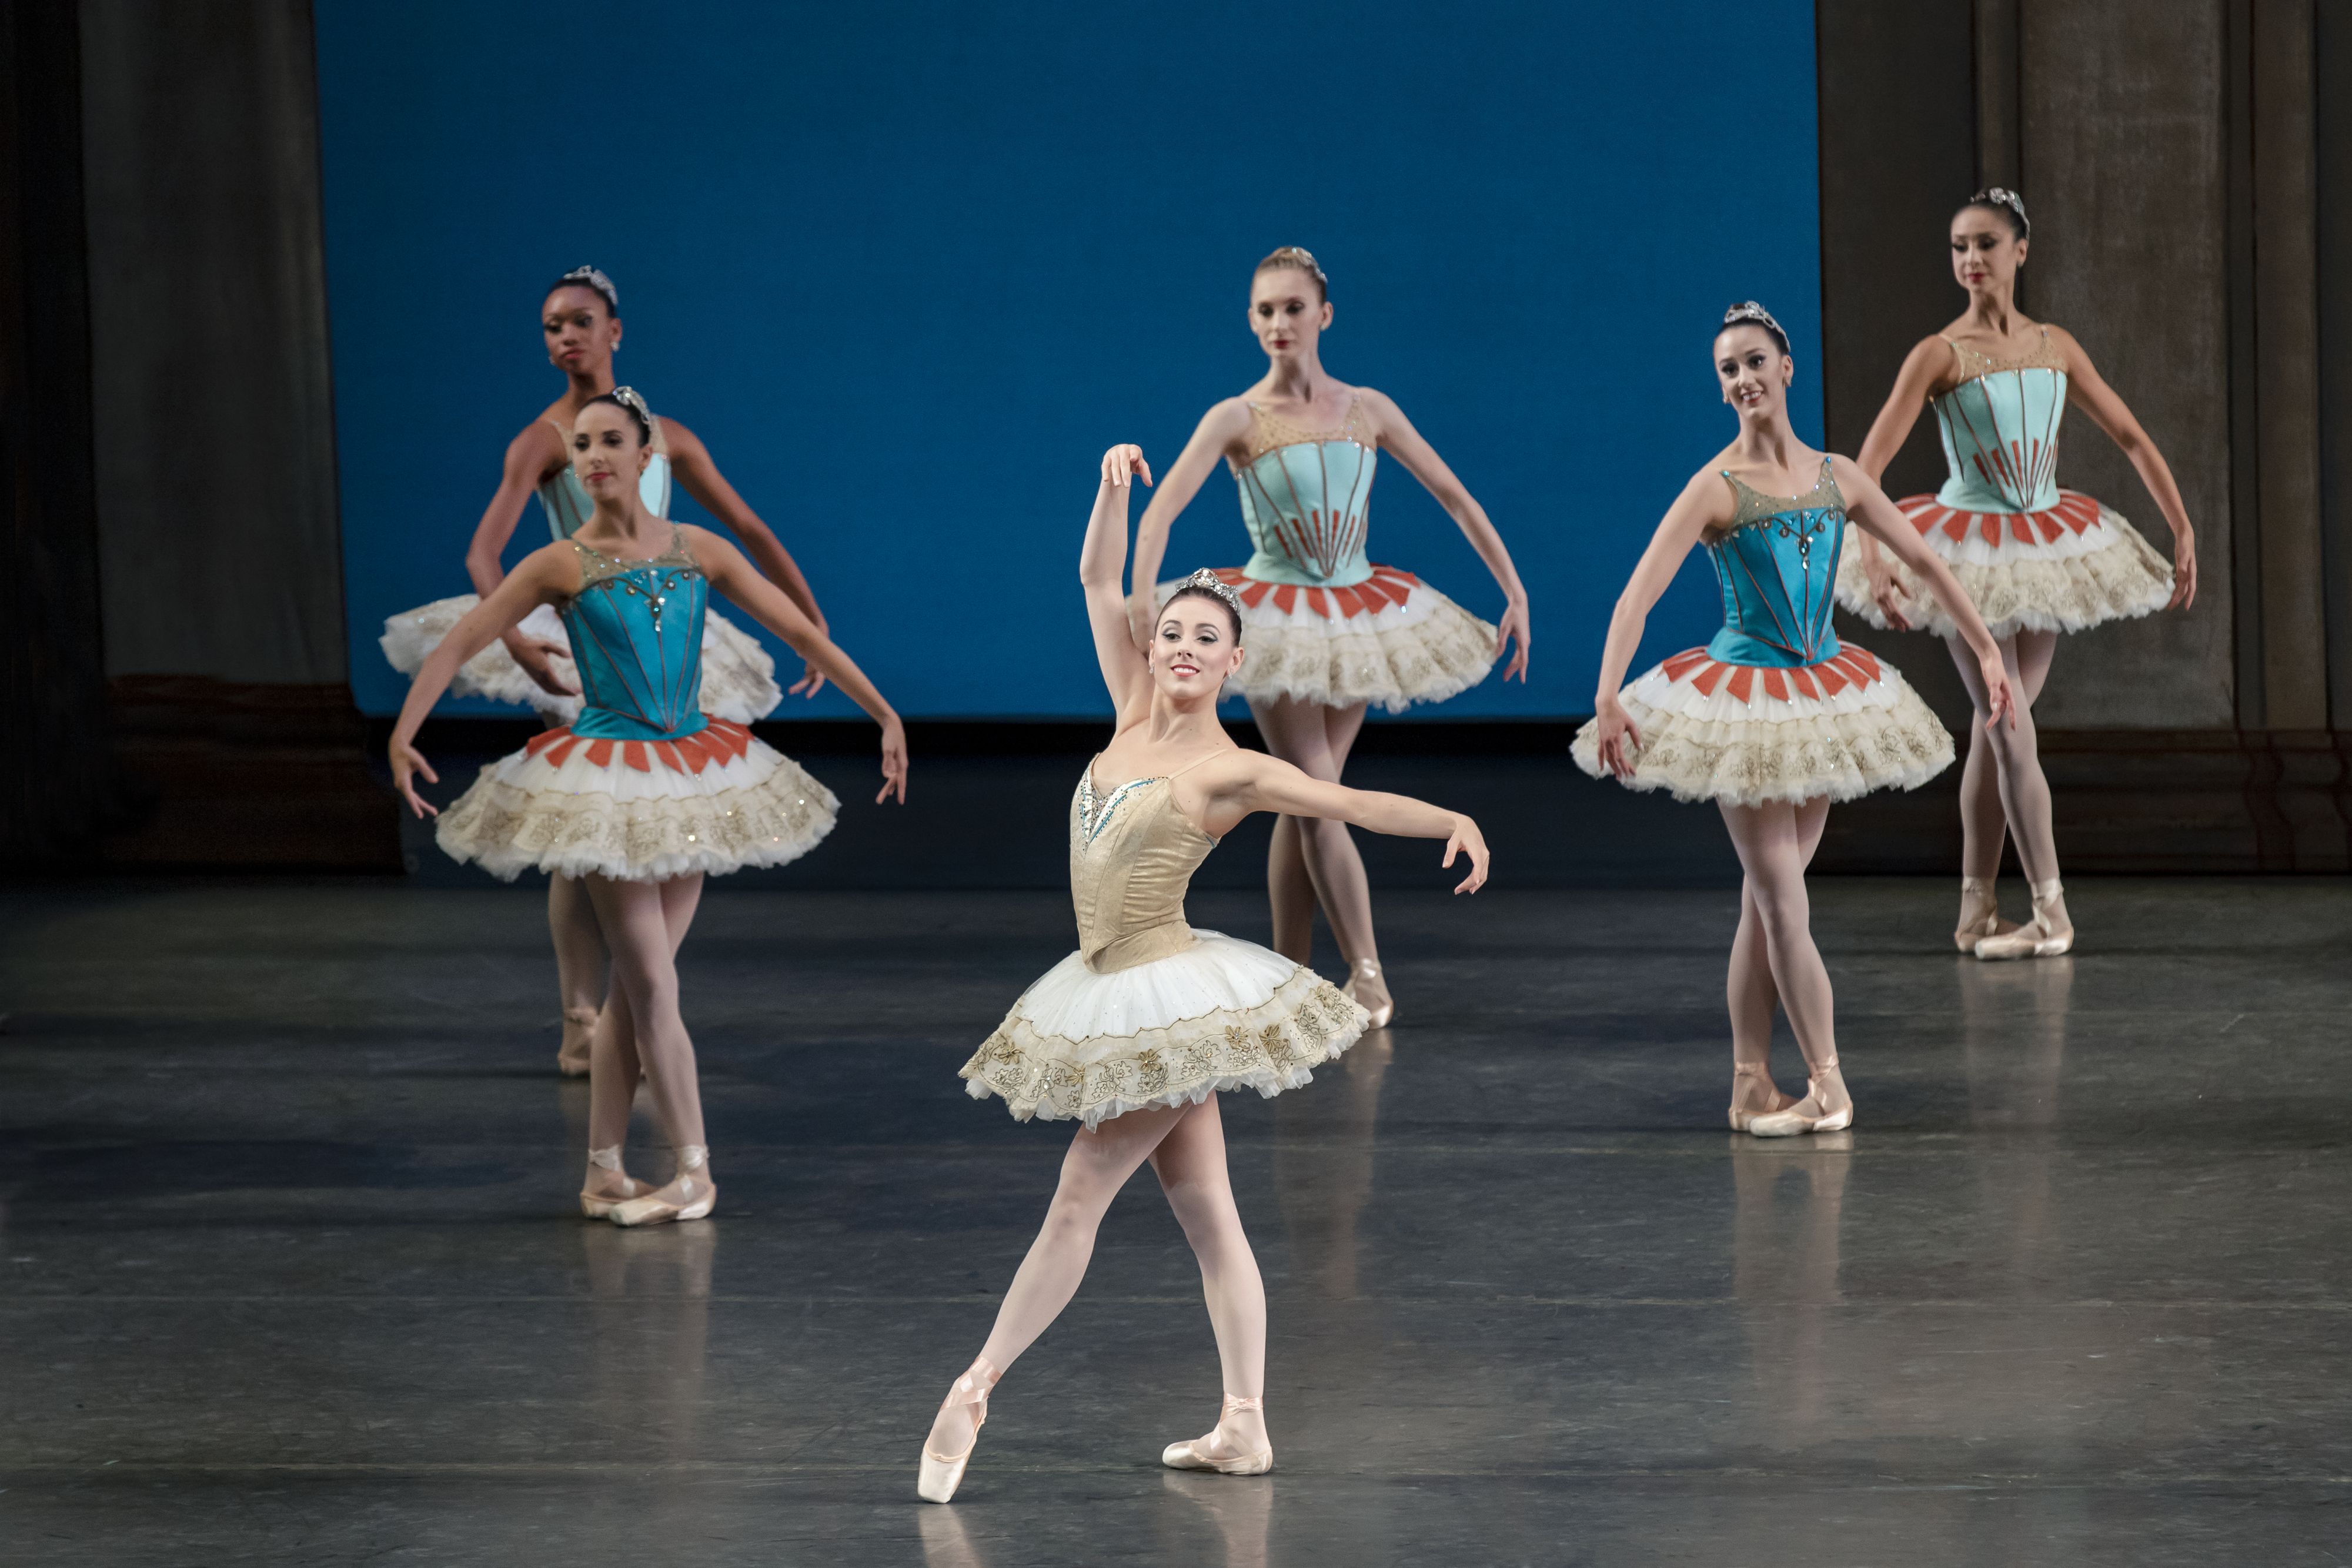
[1703,460,1846,669]
[539,414,674,540]
[1227,396,1377,587]
[558,530,710,741]
[1932,333,2068,513]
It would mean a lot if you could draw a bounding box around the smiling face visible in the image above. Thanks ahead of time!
[1150,592,1245,700]
[570,400,648,499]
[1248,267,1331,362]
[1950,205,2027,295]
[543,285,622,374]
[1714,325,1791,417]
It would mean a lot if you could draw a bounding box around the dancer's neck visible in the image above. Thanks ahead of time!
[1255,354,1329,404]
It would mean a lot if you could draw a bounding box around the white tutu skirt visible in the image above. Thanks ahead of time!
[1572,644,1953,807]
[960,931,1371,1129]
[380,596,785,724]
[1167,566,1496,713]
[1833,492,2174,638]
[433,718,838,882]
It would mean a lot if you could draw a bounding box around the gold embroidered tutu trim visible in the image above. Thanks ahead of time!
[434,749,837,882]
[380,594,784,723]
[961,968,1368,1129]
[1225,591,1497,713]
[1834,505,2173,638]
[1572,671,1955,807]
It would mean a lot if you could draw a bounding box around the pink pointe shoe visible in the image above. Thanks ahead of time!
[1745,1057,1855,1138]
[918,1356,998,1503]
[1975,878,2074,961]
[1162,1393,1273,1476]
[577,1145,660,1219]
[608,1145,715,1226]
[1728,1062,1796,1132]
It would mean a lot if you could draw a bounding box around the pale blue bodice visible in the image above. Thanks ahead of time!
[538,414,673,540]
[1932,333,2069,513]
[559,529,709,741]
[1703,460,1846,669]
[1227,396,1377,587]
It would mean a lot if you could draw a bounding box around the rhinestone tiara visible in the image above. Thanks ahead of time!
[610,385,652,427]
[1723,300,1787,342]
[1974,186,2030,235]
[557,264,620,313]
[1161,568,1245,626]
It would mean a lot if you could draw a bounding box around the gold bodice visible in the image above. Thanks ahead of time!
[1069,763,1220,974]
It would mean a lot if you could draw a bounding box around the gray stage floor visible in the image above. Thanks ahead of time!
[2,877,2347,1566]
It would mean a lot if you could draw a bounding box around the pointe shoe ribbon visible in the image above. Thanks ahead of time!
[1339,959,1394,1028]
[609,1144,715,1226]
[578,1144,654,1219]
[1161,1392,1273,1475]
[557,1005,599,1077]
[1727,1062,1793,1132]
[918,1356,999,1503]
[1954,877,2020,952]
[1745,1058,1853,1138]
[1975,878,2072,961]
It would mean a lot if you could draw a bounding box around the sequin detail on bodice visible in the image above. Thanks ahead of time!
[1226,396,1378,587]
[1703,459,1846,669]
[560,527,710,741]
[1070,764,1220,974]
[539,416,673,540]
[1932,331,2069,514]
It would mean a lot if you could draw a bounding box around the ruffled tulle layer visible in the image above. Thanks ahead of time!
[1164,566,1496,713]
[380,594,785,723]
[960,931,1369,1129]
[1833,492,2174,638]
[1572,644,1953,807]
[433,718,838,882]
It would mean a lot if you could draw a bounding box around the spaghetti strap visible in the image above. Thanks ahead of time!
[1166,750,1228,781]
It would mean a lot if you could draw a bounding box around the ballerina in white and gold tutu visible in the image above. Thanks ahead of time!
[387,393,907,1228]
[1836,190,2197,958]
[381,266,831,1075]
[1125,246,1531,1026]
[1575,303,2016,1138]
[917,444,1489,1503]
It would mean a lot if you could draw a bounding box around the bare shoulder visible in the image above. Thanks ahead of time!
[1198,396,1255,436]
[509,413,567,477]
[518,537,583,591]
[2042,322,2093,367]
[1826,452,1877,497]
[654,414,706,456]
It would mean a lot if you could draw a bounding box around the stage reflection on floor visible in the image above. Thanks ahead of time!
[1,880,2346,1566]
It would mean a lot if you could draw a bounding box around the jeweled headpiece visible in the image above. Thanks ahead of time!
[1723,300,1787,343]
[610,385,652,427]
[1973,186,2030,235]
[1161,568,1246,638]
[1257,245,1328,293]
[557,264,620,314]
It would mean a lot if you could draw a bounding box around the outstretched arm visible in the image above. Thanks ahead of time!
[389,541,579,817]
[1127,401,1252,649]
[1360,389,1531,681]
[1087,444,1157,719]
[464,423,577,696]
[1835,456,2016,731]
[2052,326,2197,609]
[1193,751,1488,893]
[1586,472,1720,779]
[663,417,834,694]
[690,527,907,804]
[1846,336,1950,629]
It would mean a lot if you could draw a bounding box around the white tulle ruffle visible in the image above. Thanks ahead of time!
[380,594,785,723]
[1164,566,1496,713]
[1833,491,2174,638]
[960,931,1369,1129]
[433,718,838,882]
[1572,644,1953,807]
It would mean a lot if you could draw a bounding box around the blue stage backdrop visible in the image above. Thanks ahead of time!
[318,1,1820,721]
